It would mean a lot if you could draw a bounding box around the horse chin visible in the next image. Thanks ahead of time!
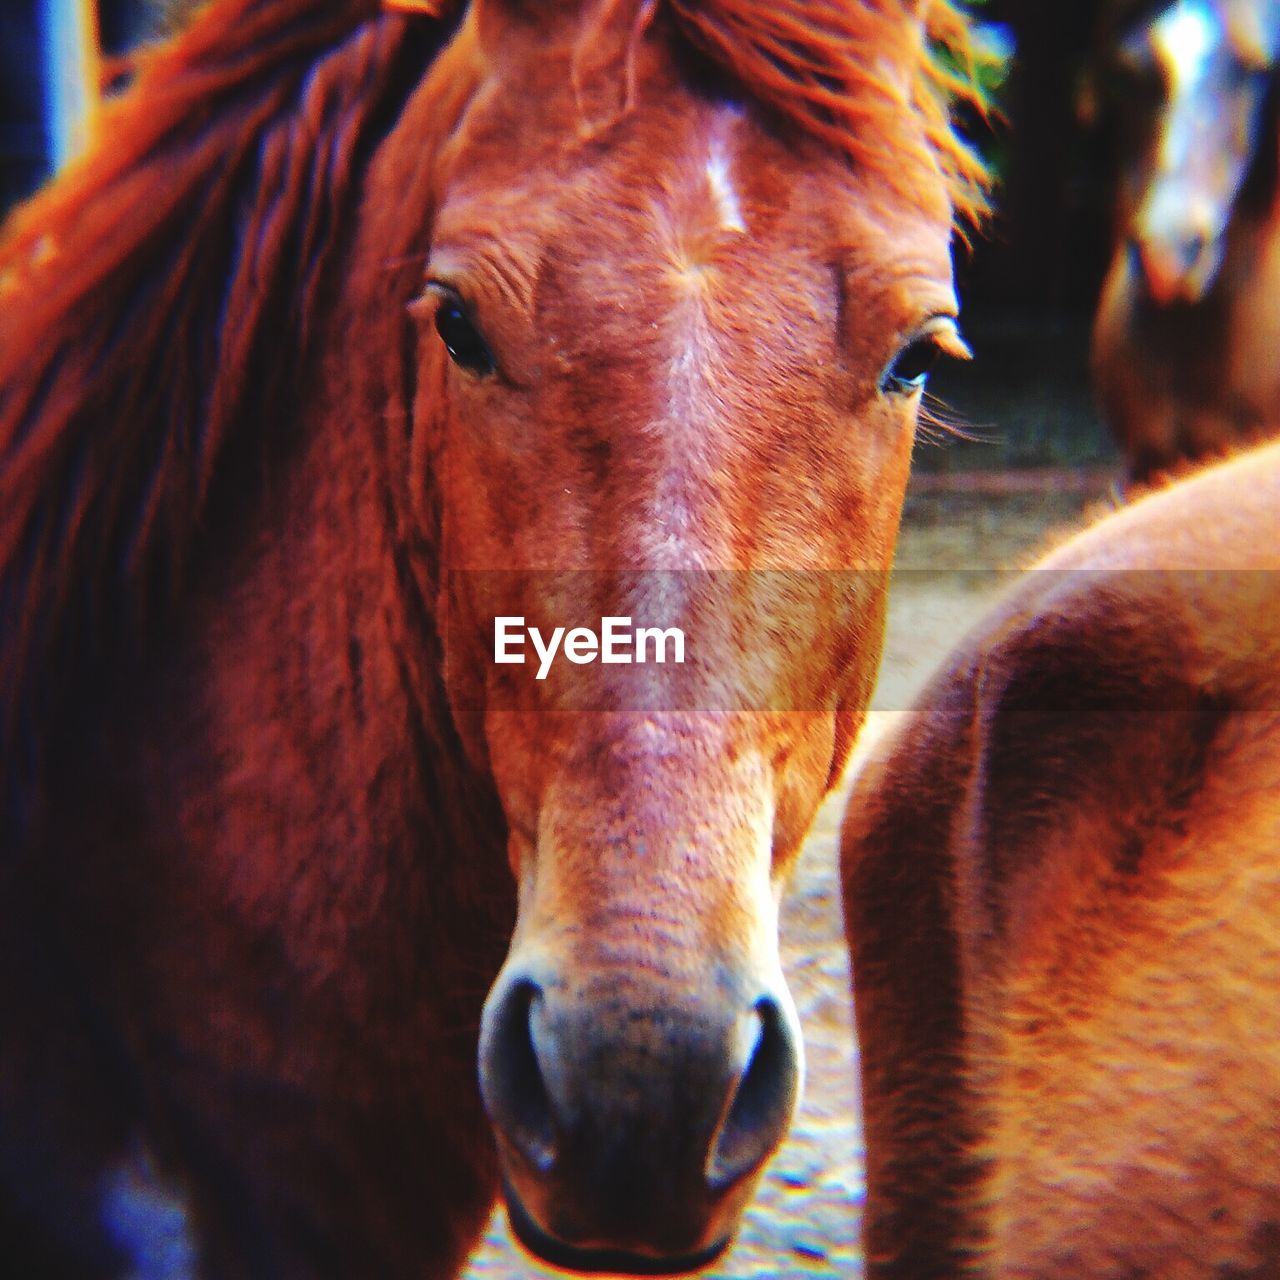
[501,1180,734,1276]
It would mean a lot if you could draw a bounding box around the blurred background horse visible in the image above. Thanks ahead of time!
[1091,0,1280,484]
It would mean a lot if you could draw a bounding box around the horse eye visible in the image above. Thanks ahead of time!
[431,288,494,377]
[882,337,940,395]
[880,319,969,398]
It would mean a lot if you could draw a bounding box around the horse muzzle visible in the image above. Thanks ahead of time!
[1129,227,1224,307]
[477,958,803,1273]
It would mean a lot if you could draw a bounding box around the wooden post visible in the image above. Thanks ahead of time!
[41,0,102,171]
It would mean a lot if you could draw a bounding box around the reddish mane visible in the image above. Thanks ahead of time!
[668,0,990,225]
[0,0,987,830]
[395,0,992,219]
[0,0,453,826]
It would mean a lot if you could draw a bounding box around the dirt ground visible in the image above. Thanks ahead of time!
[462,473,1117,1280]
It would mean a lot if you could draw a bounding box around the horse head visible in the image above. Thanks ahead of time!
[0,0,984,1270]
[1102,0,1280,304]
[389,0,977,1267]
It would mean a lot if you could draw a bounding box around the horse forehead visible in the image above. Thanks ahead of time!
[1149,0,1226,89]
[650,105,761,250]
[1141,0,1280,84]
[579,104,848,270]
[536,114,951,332]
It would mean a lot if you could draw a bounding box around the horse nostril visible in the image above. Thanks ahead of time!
[706,996,801,1193]
[479,977,557,1173]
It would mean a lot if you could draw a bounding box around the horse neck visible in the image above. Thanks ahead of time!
[23,107,514,1076]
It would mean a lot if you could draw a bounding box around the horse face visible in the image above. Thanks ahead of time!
[1107,0,1280,304]
[413,7,958,1269]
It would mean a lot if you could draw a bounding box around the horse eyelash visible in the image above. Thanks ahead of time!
[915,393,990,446]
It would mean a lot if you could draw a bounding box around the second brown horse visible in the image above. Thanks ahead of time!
[843,440,1280,1277]
[1092,0,1280,484]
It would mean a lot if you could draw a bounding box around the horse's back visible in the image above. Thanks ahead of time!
[843,441,1280,1278]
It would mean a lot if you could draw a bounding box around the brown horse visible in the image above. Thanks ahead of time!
[0,0,986,1274]
[1091,0,1280,485]
[842,439,1280,1278]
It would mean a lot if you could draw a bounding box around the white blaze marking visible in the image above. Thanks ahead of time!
[1152,0,1220,94]
[638,110,743,575]
[1145,0,1228,210]
[706,142,747,234]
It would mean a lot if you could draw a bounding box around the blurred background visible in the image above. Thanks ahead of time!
[1,0,152,210]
